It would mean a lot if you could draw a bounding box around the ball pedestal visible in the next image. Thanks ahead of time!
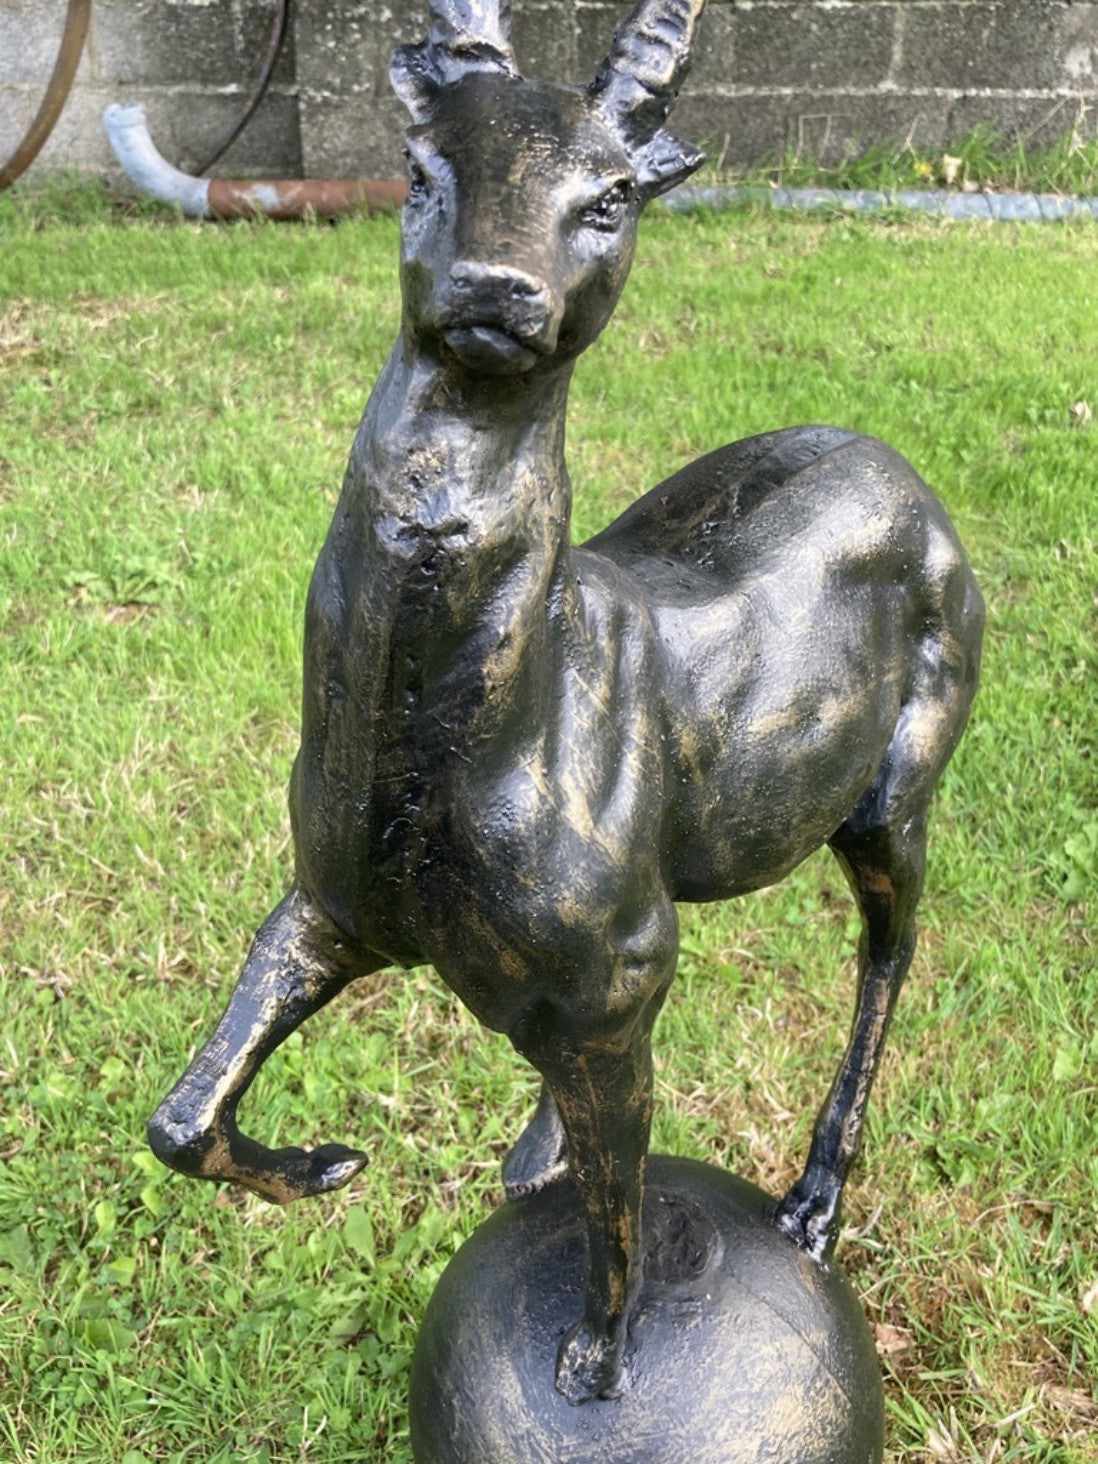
[409,1156,884,1463]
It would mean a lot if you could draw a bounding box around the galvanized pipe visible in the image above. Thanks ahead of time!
[666,183,1098,222]
[103,102,407,220]
[0,0,91,190]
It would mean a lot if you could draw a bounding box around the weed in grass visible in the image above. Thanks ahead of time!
[700,122,1098,199]
[0,204,1095,1462]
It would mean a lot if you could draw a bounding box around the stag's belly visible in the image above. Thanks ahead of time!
[662,638,906,900]
[627,543,913,900]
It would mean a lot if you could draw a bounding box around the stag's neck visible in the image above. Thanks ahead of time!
[355,339,575,542]
[329,339,582,738]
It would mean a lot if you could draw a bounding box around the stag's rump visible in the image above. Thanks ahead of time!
[583,426,980,902]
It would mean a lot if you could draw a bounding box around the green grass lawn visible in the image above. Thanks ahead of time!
[1,190,1095,1463]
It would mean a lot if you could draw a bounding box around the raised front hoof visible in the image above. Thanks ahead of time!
[251,1141,370,1204]
[555,1323,625,1406]
[296,1143,370,1196]
[501,1143,568,1202]
[775,1182,840,1265]
[146,1109,367,1204]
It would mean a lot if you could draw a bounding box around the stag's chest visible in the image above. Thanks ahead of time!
[292,546,669,976]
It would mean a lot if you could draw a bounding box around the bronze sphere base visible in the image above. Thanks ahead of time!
[409,1155,884,1463]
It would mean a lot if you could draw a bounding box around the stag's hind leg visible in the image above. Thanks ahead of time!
[778,579,979,1263]
[776,767,932,1262]
[148,885,381,1204]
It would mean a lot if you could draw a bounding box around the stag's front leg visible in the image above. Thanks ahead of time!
[548,1037,654,1405]
[148,884,380,1204]
[528,1014,660,1405]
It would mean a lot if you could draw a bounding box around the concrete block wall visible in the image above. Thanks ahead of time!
[1,1,1096,183]
[303,0,1098,179]
[0,0,301,178]
[667,0,1098,171]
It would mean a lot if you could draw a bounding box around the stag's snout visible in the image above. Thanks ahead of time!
[440,259,559,375]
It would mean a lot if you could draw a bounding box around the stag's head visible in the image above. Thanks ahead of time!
[392,0,707,377]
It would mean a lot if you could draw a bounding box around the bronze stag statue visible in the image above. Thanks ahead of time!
[149,0,984,1411]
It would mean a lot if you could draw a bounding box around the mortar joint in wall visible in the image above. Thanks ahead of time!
[887,1,905,93]
[694,82,1098,102]
[84,2,103,86]
[231,0,246,69]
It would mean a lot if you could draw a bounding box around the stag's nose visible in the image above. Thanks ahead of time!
[449,259,550,304]
[442,259,558,374]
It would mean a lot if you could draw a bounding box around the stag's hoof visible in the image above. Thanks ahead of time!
[554,1322,625,1405]
[299,1143,369,1195]
[503,1158,568,1201]
[775,1181,840,1264]
[147,1105,368,1204]
[252,1141,370,1203]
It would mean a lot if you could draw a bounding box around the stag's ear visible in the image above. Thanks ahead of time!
[635,129,705,196]
[391,42,443,123]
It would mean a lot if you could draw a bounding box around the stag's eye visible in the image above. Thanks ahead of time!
[405,154,432,204]
[581,181,632,231]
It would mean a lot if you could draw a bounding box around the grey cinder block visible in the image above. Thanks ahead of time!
[898,1,1065,92]
[93,0,243,89]
[724,3,895,92]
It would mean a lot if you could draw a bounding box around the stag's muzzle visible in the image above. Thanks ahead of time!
[440,260,559,374]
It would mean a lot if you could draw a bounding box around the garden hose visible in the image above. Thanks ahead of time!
[194,0,290,176]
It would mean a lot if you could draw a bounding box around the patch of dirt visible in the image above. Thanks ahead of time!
[102,602,154,625]
[0,300,42,362]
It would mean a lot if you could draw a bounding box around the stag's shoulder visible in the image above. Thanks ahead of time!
[585,425,954,585]
[589,426,911,548]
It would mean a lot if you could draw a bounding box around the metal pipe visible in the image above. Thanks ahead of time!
[208,174,407,221]
[109,106,1097,227]
[103,102,407,220]
[0,0,91,191]
[665,183,1098,222]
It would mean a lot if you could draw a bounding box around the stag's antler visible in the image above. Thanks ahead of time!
[593,0,707,127]
[592,0,708,191]
[426,0,516,70]
[392,0,518,117]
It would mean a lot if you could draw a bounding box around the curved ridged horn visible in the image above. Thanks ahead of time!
[592,0,707,139]
[427,0,516,71]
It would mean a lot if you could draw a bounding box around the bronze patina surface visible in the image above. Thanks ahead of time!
[410,1156,884,1463]
[148,0,984,1422]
